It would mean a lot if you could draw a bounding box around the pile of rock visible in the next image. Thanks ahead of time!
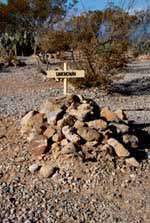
[21,95,143,177]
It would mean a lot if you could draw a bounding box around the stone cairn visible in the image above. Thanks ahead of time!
[21,95,143,177]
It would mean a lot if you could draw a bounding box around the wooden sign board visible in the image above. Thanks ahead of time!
[46,63,85,95]
[47,70,85,79]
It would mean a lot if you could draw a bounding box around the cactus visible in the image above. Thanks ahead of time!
[0,31,38,57]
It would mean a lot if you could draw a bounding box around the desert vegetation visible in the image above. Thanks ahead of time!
[0,0,150,86]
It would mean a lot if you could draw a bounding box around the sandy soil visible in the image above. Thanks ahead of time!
[0,58,149,222]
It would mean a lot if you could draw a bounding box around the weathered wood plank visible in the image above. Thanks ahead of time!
[47,70,85,78]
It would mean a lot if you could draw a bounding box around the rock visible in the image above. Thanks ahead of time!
[66,102,78,113]
[115,109,128,120]
[67,102,93,122]
[21,111,36,134]
[84,141,98,148]
[87,119,107,130]
[77,127,102,142]
[20,94,144,174]
[21,112,44,135]
[109,123,129,134]
[62,126,81,144]
[101,144,113,151]
[57,119,64,128]
[47,109,64,124]
[69,109,91,121]
[74,120,85,129]
[102,129,113,143]
[61,143,76,155]
[43,126,56,138]
[122,134,139,148]
[51,143,61,160]
[56,154,82,173]
[125,157,139,167]
[57,115,76,128]
[81,143,97,160]
[27,132,40,142]
[21,111,35,127]
[66,94,81,106]
[39,163,57,178]
[29,135,48,156]
[77,103,91,111]
[29,163,40,173]
[60,139,69,146]
[39,97,65,115]
[52,130,63,142]
[101,107,118,122]
[27,113,44,129]
[107,138,130,157]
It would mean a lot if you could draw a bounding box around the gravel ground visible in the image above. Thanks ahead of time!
[0,58,150,222]
[0,60,150,124]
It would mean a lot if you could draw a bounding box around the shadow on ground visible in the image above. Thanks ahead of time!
[111,77,150,96]
[127,122,150,161]
[125,66,150,74]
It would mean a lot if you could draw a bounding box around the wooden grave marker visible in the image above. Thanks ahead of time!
[47,63,85,95]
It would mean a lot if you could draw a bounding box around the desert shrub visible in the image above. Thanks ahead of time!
[67,8,131,89]
[69,38,128,89]
[39,30,73,54]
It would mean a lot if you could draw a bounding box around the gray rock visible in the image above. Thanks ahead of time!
[125,157,139,167]
[62,126,81,144]
[29,163,40,173]
[109,123,129,134]
[47,109,64,124]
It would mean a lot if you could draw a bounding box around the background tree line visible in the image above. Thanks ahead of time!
[0,0,150,87]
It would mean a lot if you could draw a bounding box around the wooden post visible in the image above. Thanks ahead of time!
[64,63,68,95]
[46,64,85,96]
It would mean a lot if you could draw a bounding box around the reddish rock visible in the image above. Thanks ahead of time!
[101,107,118,122]
[30,135,48,156]
[43,126,56,138]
